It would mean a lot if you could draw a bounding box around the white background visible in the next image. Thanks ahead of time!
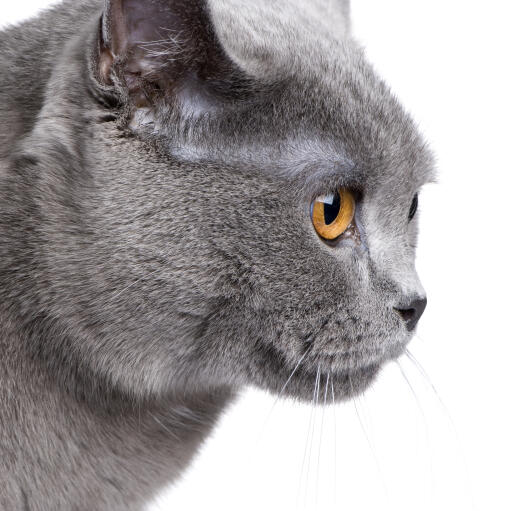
[2,1,510,510]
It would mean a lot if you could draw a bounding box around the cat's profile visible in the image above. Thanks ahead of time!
[0,0,433,509]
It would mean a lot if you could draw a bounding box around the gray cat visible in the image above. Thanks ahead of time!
[0,0,433,509]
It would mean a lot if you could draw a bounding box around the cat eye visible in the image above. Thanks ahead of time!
[311,188,355,241]
[408,193,419,221]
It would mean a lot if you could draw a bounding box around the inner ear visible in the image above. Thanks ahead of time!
[98,0,244,112]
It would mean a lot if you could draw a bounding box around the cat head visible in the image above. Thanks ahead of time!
[22,0,434,403]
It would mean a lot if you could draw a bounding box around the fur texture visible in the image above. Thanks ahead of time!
[0,0,433,509]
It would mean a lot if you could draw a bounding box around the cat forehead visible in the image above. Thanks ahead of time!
[148,75,434,192]
[169,130,434,196]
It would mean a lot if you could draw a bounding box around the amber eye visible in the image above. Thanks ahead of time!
[311,188,355,241]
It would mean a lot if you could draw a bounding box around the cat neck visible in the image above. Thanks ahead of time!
[0,305,234,510]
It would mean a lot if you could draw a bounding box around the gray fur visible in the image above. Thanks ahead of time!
[0,0,433,509]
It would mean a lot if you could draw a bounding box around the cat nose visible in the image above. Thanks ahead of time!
[394,297,427,331]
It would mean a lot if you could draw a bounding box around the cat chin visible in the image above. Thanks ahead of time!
[262,338,409,403]
[245,332,412,404]
[275,363,382,404]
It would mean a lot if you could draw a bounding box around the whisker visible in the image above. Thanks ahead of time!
[299,365,320,508]
[396,359,434,492]
[404,349,461,429]
[405,349,447,411]
[279,347,313,397]
[397,359,429,428]
[256,346,312,447]
[315,371,330,506]
[415,332,427,344]
[306,366,321,507]
[349,375,389,502]
[404,348,476,510]
[330,379,337,508]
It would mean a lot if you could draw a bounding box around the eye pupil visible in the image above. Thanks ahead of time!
[323,191,341,225]
[408,193,419,221]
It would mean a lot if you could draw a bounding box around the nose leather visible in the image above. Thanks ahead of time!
[395,297,427,331]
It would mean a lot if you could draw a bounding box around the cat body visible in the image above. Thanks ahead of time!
[0,1,432,509]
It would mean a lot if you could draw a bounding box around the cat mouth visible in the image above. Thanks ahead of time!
[308,338,408,371]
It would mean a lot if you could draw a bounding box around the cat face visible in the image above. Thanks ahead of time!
[58,0,434,402]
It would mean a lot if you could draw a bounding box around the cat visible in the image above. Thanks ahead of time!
[0,0,433,509]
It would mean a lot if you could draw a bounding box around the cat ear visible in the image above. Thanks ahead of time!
[98,0,241,110]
